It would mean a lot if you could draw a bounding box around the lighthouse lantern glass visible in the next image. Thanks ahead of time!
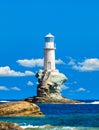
[45,37,54,42]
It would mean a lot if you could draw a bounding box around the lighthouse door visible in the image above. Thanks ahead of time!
[48,61,51,70]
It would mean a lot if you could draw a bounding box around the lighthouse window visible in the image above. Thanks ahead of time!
[48,61,51,69]
[45,37,54,42]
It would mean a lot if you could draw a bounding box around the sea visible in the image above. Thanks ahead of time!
[0,100,99,130]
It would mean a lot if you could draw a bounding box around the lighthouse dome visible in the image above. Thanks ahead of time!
[45,33,54,38]
[45,33,54,42]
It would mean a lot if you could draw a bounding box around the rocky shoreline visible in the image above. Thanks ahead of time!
[0,122,23,130]
[0,101,43,117]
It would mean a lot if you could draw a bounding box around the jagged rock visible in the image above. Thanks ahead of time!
[25,70,80,104]
[0,122,23,130]
[36,70,67,98]
[0,101,43,116]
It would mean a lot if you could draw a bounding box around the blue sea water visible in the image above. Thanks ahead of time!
[0,100,99,130]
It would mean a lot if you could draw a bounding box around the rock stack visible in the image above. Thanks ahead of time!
[25,70,79,104]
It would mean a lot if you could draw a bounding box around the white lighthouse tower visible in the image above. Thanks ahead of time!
[44,33,56,71]
[35,33,67,101]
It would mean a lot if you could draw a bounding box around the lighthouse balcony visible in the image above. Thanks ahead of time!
[44,47,56,50]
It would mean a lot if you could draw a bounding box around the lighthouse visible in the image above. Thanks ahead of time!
[34,33,68,103]
[25,33,79,103]
[44,33,56,71]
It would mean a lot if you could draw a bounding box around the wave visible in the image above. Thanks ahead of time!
[74,100,99,104]
[82,101,99,104]
[67,102,99,104]
[21,124,99,130]
[91,101,99,104]
[21,124,54,129]
[0,100,10,103]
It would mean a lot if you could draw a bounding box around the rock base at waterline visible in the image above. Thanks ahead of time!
[25,96,80,104]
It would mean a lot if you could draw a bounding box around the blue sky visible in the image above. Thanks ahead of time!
[0,0,99,100]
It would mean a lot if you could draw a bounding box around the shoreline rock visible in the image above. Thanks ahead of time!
[0,101,44,116]
[25,96,80,104]
[0,122,23,130]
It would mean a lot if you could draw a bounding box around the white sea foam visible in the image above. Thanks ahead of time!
[91,101,99,104]
[21,125,98,130]
[83,101,99,104]
[0,100,10,103]
[21,124,34,129]
[21,124,52,129]
[74,101,99,104]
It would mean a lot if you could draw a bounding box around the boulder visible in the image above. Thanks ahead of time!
[0,122,23,130]
[0,101,43,116]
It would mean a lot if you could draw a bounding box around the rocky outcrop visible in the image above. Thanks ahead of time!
[36,69,67,98]
[25,70,80,104]
[0,101,43,116]
[0,122,23,130]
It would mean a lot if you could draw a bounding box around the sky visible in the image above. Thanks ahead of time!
[0,0,99,100]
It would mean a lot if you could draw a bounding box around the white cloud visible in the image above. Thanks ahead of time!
[27,81,34,86]
[0,86,9,91]
[61,85,69,90]
[11,86,21,91]
[0,86,21,91]
[24,71,34,76]
[68,59,75,66]
[0,66,34,76]
[17,58,65,68]
[17,59,43,67]
[68,58,99,72]
[66,81,77,85]
[55,59,65,64]
[77,87,86,92]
